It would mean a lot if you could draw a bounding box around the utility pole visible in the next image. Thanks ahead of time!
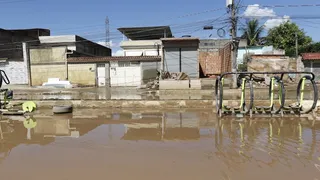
[228,0,238,88]
[105,16,110,48]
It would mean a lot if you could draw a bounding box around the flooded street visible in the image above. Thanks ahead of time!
[0,110,320,179]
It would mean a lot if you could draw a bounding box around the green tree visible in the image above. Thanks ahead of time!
[300,42,320,53]
[266,22,312,56]
[241,19,264,46]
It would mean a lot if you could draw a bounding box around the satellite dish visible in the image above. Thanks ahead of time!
[217,28,226,38]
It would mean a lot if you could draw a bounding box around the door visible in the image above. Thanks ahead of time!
[97,64,106,87]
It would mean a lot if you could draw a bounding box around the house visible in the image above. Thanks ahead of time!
[198,39,232,77]
[29,35,112,86]
[161,37,200,78]
[67,56,161,87]
[110,26,172,87]
[0,28,50,84]
[301,53,320,81]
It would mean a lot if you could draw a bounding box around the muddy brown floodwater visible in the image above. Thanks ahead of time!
[0,109,320,180]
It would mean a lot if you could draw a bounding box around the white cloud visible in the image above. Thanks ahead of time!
[264,15,290,29]
[112,50,124,56]
[243,4,291,29]
[243,4,276,18]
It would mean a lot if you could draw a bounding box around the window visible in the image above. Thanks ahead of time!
[130,61,140,66]
[118,61,140,67]
[118,61,130,67]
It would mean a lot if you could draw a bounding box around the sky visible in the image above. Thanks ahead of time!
[1,0,320,55]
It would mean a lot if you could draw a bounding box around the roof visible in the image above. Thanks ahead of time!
[67,56,161,63]
[39,35,111,50]
[118,26,172,40]
[0,28,50,32]
[161,37,199,42]
[301,53,320,60]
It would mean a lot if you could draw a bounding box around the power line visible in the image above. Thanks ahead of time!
[0,17,228,47]
[162,7,226,22]
[0,0,36,4]
[242,4,320,8]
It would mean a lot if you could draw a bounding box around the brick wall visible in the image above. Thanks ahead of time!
[199,42,231,76]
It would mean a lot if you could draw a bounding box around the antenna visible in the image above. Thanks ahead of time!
[105,16,110,48]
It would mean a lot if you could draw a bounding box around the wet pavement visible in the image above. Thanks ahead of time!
[0,109,320,179]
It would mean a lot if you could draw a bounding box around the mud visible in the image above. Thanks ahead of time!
[0,109,320,180]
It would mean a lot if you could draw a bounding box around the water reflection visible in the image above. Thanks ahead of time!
[0,112,320,179]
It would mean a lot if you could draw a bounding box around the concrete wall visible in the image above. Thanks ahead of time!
[0,61,28,84]
[248,56,297,82]
[30,47,66,64]
[31,64,96,86]
[39,35,112,57]
[30,47,67,86]
[120,40,162,56]
[68,64,96,86]
[31,65,66,85]
[199,39,230,52]
[237,46,285,65]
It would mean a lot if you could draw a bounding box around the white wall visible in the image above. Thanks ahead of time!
[0,61,28,84]
[39,35,76,44]
[120,40,162,57]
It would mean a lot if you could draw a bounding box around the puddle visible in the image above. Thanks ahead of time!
[0,109,320,180]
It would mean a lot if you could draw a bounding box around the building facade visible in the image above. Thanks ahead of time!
[67,56,161,87]
[301,53,320,81]
[161,38,200,78]
[30,35,112,86]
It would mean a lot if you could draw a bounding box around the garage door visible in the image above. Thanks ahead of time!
[110,67,141,87]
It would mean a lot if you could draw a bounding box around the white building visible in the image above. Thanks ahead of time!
[107,26,172,87]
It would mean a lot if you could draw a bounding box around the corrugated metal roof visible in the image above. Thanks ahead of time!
[161,37,199,42]
[301,53,320,60]
[67,56,161,63]
[118,26,172,40]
